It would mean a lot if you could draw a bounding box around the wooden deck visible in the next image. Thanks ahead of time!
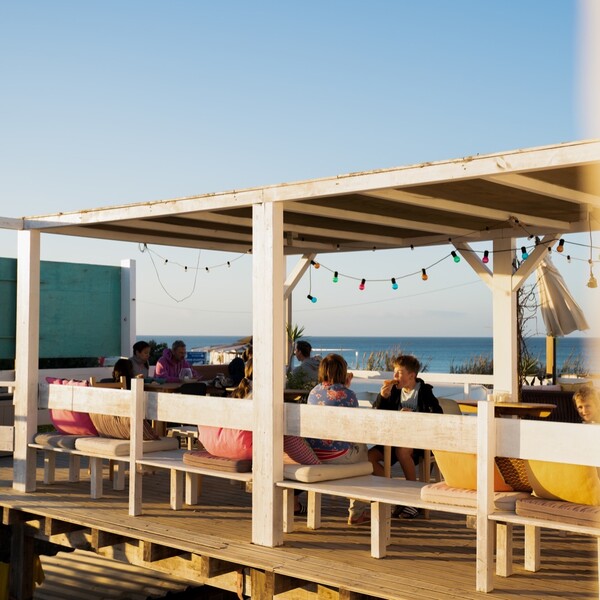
[0,455,597,600]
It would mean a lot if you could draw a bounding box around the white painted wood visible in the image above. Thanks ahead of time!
[511,234,558,292]
[90,457,103,499]
[371,502,387,559]
[170,469,184,510]
[284,404,477,451]
[0,216,23,229]
[113,462,126,491]
[185,472,200,505]
[14,230,40,492]
[43,451,56,484]
[483,173,600,208]
[454,242,493,289]
[282,489,295,533]
[68,455,81,482]
[492,237,518,399]
[251,201,285,548]
[495,419,600,466]
[129,379,144,516]
[120,259,136,357]
[0,426,14,452]
[476,401,494,593]
[284,253,315,299]
[524,525,541,572]
[495,523,513,577]
[307,491,321,530]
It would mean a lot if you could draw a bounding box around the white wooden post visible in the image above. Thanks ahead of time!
[13,230,41,492]
[492,237,518,399]
[476,400,495,592]
[129,378,144,516]
[121,259,136,358]
[252,201,285,547]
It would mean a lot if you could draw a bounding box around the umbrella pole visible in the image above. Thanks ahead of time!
[545,336,557,384]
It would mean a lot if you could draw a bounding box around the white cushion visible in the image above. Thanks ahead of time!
[75,436,178,457]
[421,482,530,511]
[284,461,372,483]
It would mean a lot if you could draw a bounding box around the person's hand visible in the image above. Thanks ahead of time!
[380,379,396,398]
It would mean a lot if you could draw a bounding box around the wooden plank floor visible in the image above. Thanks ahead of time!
[0,456,597,600]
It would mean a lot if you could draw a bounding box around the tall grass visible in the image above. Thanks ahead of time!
[360,347,430,372]
[449,355,493,375]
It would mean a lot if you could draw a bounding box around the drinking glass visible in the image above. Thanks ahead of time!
[179,368,193,382]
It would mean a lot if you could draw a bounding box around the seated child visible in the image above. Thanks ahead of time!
[573,386,600,423]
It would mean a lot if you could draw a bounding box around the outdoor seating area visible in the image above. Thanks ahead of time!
[8,378,595,598]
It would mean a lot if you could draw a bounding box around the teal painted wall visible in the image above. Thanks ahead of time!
[0,258,121,359]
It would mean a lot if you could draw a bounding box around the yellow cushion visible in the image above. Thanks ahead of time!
[525,460,600,506]
[432,451,513,491]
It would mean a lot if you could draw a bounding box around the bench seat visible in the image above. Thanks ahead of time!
[135,449,253,510]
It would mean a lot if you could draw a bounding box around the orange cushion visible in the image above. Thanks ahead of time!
[432,451,513,491]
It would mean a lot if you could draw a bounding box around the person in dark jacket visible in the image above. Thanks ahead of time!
[368,354,442,518]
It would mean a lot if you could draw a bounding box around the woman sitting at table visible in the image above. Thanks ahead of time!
[130,340,151,378]
[198,357,321,514]
[305,353,370,525]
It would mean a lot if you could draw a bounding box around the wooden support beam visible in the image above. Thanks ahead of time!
[44,517,85,537]
[273,574,305,596]
[91,528,128,550]
[141,540,183,562]
[250,568,274,600]
[2,508,37,526]
[9,523,35,600]
[316,585,365,600]
[199,555,238,578]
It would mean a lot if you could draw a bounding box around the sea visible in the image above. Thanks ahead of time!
[138,335,595,374]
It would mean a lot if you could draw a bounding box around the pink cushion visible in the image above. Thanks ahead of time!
[198,426,253,460]
[47,377,98,435]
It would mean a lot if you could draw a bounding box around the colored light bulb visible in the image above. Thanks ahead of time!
[482,250,489,264]
[332,271,339,283]
[311,260,320,269]
[521,246,529,260]
[451,251,460,263]
[391,277,398,290]
[421,268,428,281]
[307,294,317,303]
[557,239,565,253]
[359,278,366,291]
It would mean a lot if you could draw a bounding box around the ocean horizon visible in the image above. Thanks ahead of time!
[138,334,595,374]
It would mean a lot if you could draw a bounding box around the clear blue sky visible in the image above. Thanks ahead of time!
[0,1,596,338]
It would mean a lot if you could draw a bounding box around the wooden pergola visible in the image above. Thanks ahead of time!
[5,138,600,551]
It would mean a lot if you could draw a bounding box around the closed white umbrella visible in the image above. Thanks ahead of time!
[536,255,589,381]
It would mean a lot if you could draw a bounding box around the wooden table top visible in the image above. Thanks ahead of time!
[457,400,556,418]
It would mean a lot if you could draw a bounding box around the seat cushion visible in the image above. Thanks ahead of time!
[183,450,252,473]
[421,482,530,511]
[284,461,373,483]
[50,409,98,436]
[516,496,600,528]
[89,414,158,441]
[495,457,532,492]
[432,451,513,491]
[197,426,253,460]
[33,432,93,450]
[525,460,600,506]
[75,436,178,457]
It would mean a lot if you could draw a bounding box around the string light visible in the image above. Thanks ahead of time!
[557,239,565,253]
[482,250,489,264]
[451,251,460,263]
[311,260,320,269]
[567,255,571,263]
[307,294,318,303]
[332,271,339,283]
[359,278,366,291]
[421,268,428,281]
[391,277,398,290]
[521,246,529,260]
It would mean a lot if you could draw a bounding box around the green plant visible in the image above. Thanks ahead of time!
[449,354,493,375]
[559,351,589,377]
[285,368,316,391]
[285,323,305,373]
[148,340,167,365]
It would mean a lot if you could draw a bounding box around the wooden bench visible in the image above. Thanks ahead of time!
[31,382,177,498]
[481,404,600,589]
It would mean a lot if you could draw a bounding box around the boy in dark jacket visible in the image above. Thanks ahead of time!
[368,354,442,518]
